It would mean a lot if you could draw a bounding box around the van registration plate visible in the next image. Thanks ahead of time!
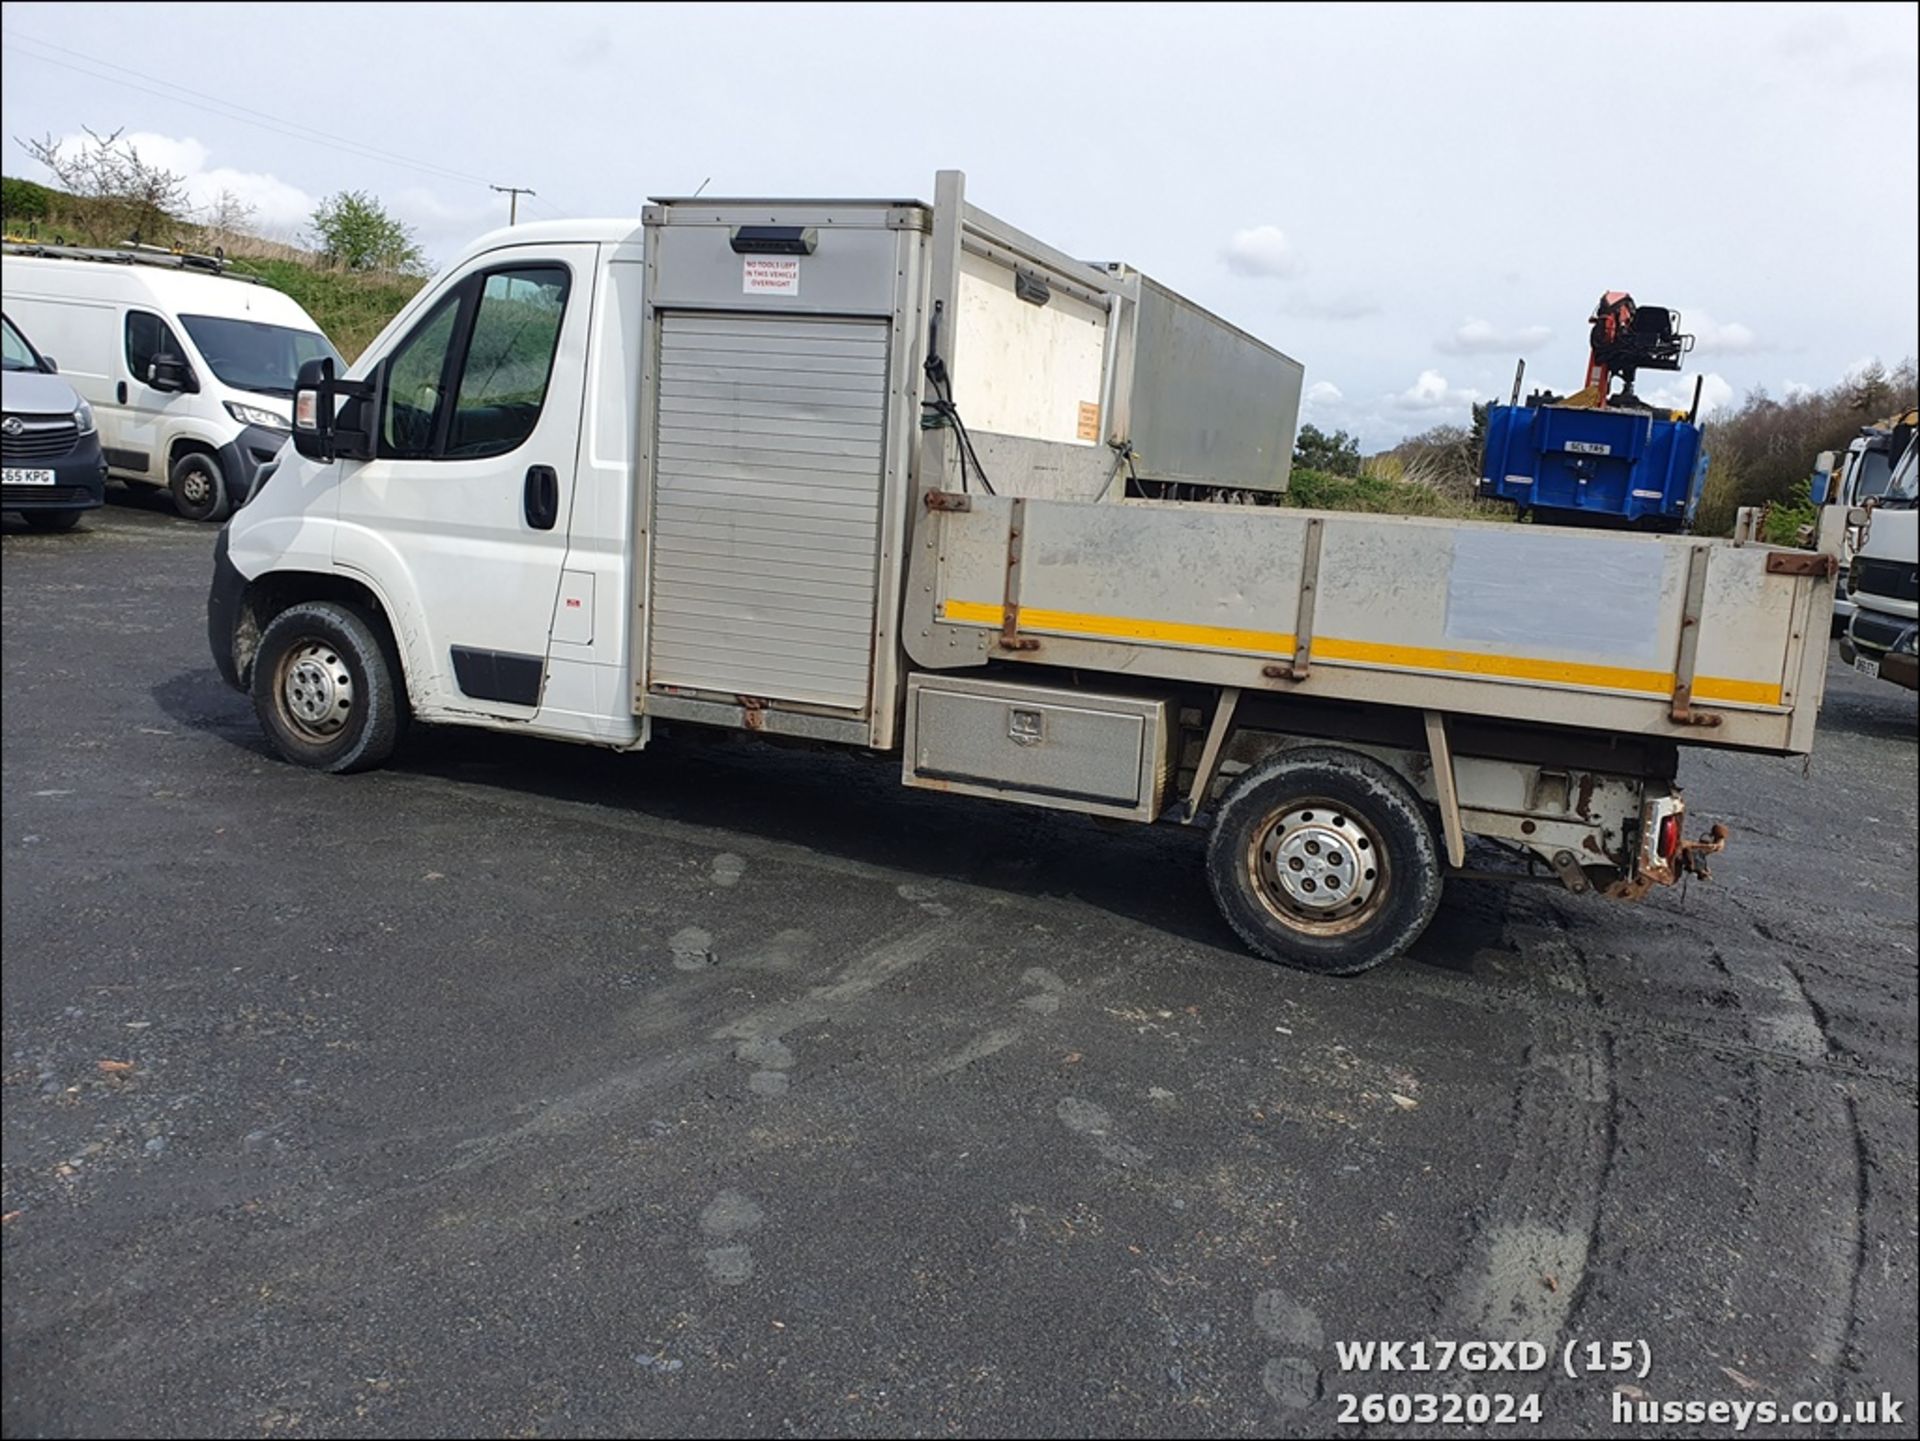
[2,468,57,486]
[1853,655,1880,680]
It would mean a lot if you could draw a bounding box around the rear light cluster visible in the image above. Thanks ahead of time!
[1657,811,1683,861]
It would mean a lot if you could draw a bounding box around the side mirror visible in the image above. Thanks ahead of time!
[1814,450,1836,476]
[37,354,58,375]
[292,356,378,463]
[147,353,193,393]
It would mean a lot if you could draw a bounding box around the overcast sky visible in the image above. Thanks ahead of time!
[4,1,1915,446]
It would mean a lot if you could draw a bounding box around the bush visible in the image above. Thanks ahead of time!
[2,175,52,224]
[307,191,426,275]
[1294,423,1362,476]
[1288,465,1506,521]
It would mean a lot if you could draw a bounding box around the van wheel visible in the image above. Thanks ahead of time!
[1206,747,1442,976]
[23,510,84,533]
[252,601,406,773]
[169,450,230,523]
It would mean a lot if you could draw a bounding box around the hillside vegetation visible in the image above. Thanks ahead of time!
[4,160,423,359]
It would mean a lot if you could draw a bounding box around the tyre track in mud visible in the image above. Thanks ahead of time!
[1426,881,1892,1432]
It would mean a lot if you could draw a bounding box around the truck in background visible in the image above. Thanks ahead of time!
[2,241,342,522]
[1818,408,1916,633]
[210,172,1840,976]
[1838,416,1919,691]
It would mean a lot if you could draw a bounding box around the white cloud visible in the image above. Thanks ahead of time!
[1392,368,1481,412]
[1643,371,1735,420]
[1222,225,1301,278]
[1782,379,1815,401]
[1302,380,1344,416]
[1437,318,1552,355]
[1681,308,1763,355]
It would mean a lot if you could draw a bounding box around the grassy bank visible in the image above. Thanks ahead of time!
[1286,466,1506,520]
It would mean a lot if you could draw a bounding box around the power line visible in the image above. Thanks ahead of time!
[1,27,497,191]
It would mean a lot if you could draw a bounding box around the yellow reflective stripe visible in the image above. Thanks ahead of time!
[1691,675,1784,705]
[1312,634,1670,694]
[938,600,1784,707]
[942,599,1294,655]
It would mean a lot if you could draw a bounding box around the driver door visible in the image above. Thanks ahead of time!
[331,245,594,719]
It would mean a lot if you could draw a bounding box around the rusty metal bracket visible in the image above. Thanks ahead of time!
[1668,544,1723,727]
[1261,516,1323,682]
[1424,710,1466,869]
[924,489,972,513]
[1547,848,1591,894]
[1763,550,1838,578]
[997,497,1040,652]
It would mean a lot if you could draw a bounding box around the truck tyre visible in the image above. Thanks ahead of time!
[251,601,406,773]
[1206,747,1443,976]
[169,449,230,523]
[23,510,84,533]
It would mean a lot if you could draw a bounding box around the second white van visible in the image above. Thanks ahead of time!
[1,243,343,521]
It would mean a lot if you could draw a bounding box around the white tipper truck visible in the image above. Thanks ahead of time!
[207,172,1845,975]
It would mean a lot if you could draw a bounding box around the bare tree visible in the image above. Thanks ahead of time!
[15,126,189,243]
[200,187,258,247]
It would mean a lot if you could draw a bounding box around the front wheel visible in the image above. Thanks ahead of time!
[251,601,406,773]
[169,450,230,523]
[1206,747,1443,975]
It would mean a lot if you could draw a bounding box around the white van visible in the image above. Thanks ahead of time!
[1,244,342,521]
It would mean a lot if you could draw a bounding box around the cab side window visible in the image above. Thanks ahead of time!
[446,268,569,459]
[125,310,184,385]
[376,264,570,463]
[379,296,460,459]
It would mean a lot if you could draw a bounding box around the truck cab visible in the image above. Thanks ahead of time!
[1839,425,1919,691]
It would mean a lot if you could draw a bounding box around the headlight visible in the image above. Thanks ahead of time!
[225,400,291,431]
[73,398,95,435]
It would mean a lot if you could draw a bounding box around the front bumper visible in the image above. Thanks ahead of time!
[217,424,289,509]
[1,429,108,512]
[1841,608,1920,690]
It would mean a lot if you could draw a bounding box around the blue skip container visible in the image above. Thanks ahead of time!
[1478,403,1707,531]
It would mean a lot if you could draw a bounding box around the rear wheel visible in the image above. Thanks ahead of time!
[251,601,406,773]
[169,450,230,523]
[22,509,84,533]
[1206,747,1443,975]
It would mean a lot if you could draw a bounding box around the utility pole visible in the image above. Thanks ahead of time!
[490,184,536,225]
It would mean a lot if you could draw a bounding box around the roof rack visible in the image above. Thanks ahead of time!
[1,236,264,284]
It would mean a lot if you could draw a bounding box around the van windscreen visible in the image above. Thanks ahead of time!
[179,315,343,396]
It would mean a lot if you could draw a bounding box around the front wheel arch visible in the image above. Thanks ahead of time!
[232,571,406,699]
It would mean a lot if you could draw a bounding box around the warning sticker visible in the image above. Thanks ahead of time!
[743,256,800,296]
[1077,401,1101,442]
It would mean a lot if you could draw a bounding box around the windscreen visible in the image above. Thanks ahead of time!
[1852,450,1894,502]
[179,314,342,396]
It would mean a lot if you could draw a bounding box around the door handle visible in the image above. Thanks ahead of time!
[524,465,559,530]
[117,381,128,404]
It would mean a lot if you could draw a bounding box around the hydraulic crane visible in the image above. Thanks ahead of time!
[1477,292,1708,531]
